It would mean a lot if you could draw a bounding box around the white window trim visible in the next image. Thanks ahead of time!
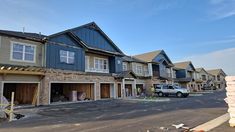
[85,56,90,70]
[60,50,75,64]
[123,63,127,71]
[93,57,109,73]
[136,64,143,74]
[10,41,36,63]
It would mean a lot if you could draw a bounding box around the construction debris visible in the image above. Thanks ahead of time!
[172,123,185,129]
[225,76,235,127]
[159,127,169,131]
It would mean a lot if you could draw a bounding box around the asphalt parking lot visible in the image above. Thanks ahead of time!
[0,91,228,132]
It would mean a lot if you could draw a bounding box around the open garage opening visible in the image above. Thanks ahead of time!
[3,83,38,105]
[50,83,95,104]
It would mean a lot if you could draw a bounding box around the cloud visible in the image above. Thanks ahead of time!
[208,0,235,20]
[181,48,235,75]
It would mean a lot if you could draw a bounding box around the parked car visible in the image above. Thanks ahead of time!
[155,84,189,98]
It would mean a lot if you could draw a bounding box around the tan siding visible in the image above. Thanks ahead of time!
[0,75,41,82]
[86,53,109,69]
[0,36,44,67]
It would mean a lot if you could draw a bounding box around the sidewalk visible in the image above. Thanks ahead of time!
[211,121,235,132]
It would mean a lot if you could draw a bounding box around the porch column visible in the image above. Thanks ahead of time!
[0,81,3,106]
[122,78,126,98]
[133,79,137,97]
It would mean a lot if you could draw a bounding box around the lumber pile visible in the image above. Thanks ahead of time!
[225,76,235,127]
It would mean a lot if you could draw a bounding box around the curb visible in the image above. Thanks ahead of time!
[192,113,229,131]
[124,98,171,102]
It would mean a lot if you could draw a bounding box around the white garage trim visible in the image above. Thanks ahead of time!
[2,81,40,106]
[48,81,96,105]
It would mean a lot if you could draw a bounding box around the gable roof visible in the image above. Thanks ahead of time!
[174,61,195,70]
[134,50,173,64]
[207,69,227,76]
[0,30,46,42]
[134,50,162,62]
[122,56,147,64]
[196,68,208,74]
[49,22,124,55]
[115,70,137,79]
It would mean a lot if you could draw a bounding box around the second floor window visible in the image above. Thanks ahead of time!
[11,42,36,62]
[60,50,75,64]
[123,63,127,71]
[94,58,108,71]
[136,65,143,74]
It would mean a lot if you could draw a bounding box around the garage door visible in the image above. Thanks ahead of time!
[100,84,110,98]
[118,84,121,98]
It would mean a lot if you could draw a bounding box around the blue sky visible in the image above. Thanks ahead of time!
[0,0,235,75]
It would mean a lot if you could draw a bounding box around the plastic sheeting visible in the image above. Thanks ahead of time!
[225,76,235,127]
[0,96,9,118]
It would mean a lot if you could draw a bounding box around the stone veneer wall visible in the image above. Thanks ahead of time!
[40,69,117,105]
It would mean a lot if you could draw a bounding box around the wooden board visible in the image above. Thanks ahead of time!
[57,83,95,100]
[100,84,110,98]
[118,84,121,97]
[3,83,37,105]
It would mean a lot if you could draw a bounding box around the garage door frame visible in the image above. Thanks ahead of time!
[49,81,96,104]
[1,81,40,106]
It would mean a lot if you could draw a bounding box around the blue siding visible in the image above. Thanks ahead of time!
[176,69,186,78]
[109,56,123,73]
[50,34,81,47]
[153,53,171,64]
[72,27,118,52]
[186,64,194,71]
[46,43,85,71]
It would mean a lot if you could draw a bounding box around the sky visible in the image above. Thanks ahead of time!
[0,0,235,75]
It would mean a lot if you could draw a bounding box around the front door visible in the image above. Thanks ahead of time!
[118,84,121,98]
[125,84,132,97]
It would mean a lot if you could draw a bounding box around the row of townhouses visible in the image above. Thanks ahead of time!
[0,22,227,106]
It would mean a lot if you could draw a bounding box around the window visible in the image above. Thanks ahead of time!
[11,42,36,62]
[60,50,75,64]
[123,63,127,71]
[136,65,142,74]
[94,57,109,72]
[168,86,174,89]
